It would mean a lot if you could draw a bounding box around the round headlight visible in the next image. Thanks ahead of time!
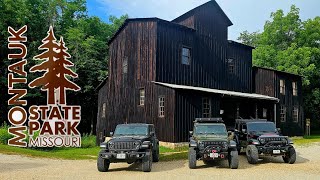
[134,141,140,149]
[108,141,114,148]
[259,138,265,144]
[223,142,228,148]
[199,141,205,148]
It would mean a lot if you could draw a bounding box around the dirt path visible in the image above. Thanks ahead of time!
[1,144,320,180]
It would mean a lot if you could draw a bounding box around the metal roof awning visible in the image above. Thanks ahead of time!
[153,82,279,102]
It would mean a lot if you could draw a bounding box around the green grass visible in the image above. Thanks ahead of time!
[0,144,188,161]
[292,135,320,146]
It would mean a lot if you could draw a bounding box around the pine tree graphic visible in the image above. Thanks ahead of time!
[55,37,80,105]
[29,26,60,105]
[29,26,80,105]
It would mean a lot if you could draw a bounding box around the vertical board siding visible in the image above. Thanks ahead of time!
[253,67,303,136]
[96,82,108,144]
[227,43,252,93]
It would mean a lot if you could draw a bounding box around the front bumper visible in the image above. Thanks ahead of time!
[256,144,292,156]
[99,151,148,162]
[199,147,229,160]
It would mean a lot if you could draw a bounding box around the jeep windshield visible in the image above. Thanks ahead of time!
[114,125,148,136]
[247,122,277,133]
[194,124,227,136]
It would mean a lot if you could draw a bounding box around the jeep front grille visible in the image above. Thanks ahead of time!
[260,137,287,144]
[110,142,135,150]
[204,141,225,147]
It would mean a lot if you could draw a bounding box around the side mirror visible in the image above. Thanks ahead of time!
[110,132,114,136]
[189,131,193,136]
[228,131,232,136]
[242,129,247,133]
[277,128,281,134]
[150,132,155,136]
[234,129,239,132]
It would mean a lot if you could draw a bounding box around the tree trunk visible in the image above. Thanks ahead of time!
[60,87,65,105]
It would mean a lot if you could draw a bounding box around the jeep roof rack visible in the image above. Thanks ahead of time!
[235,119,267,123]
[194,118,224,123]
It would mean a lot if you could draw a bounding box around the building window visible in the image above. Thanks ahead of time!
[202,98,211,118]
[158,96,165,117]
[263,108,267,118]
[123,57,128,74]
[280,105,286,122]
[293,82,298,96]
[181,47,191,65]
[102,103,106,118]
[280,79,285,95]
[227,58,235,74]
[139,88,145,106]
[293,106,299,122]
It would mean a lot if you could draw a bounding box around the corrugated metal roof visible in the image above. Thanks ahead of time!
[153,82,279,102]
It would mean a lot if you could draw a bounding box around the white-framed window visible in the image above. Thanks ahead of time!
[263,108,267,118]
[202,98,211,118]
[292,82,298,96]
[181,47,191,65]
[158,96,165,117]
[280,105,286,122]
[139,88,145,106]
[102,103,106,118]
[123,57,128,74]
[227,58,235,74]
[280,79,285,95]
[293,106,299,122]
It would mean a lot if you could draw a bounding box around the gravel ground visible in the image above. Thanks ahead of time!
[1,144,320,180]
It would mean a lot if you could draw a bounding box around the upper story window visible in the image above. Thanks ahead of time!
[293,106,299,123]
[202,98,211,118]
[263,108,267,118]
[280,105,286,122]
[227,58,235,74]
[123,57,128,74]
[158,96,165,118]
[102,103,106,118]
[280,79,285,95]
[139,88,145,106]
[181,47,191,65]
[292,82,298,96]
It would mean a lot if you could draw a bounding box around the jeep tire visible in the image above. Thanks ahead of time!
[283,147,296,164]
[188,147,197,169]
[97,155,110,172]
[246,145,259,164]
[153,148,159,162]
[229,150,239,169]
[142,149,153,172]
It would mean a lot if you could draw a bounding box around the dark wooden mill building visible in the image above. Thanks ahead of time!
[96,0,304,144]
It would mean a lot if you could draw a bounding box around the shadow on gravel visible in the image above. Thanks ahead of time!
[0,162,45,173]
[258,152,309,164]
[107,160,185,173]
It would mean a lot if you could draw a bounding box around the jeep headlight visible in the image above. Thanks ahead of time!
[222,142,228,148]
[134,141,140,149]
[108,141,114,148]
[259,138,265,144]
[199,141,205,149]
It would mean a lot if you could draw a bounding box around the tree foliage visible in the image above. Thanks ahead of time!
[0,0,128,133]
[238,5,320,129]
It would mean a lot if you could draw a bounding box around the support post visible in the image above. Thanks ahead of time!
[274,103,277,127]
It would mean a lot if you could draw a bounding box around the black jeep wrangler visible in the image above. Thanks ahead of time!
[188,118,239,169]
[97,123,159,172]
[234,119,296,164]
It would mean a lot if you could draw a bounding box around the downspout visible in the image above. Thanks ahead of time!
[274,103,277,127]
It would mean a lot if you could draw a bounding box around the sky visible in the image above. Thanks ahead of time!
[87,0,320,41]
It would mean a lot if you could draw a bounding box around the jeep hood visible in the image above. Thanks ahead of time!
[249,131,280,139]
[109,136,148,142]
[194,135,228,142]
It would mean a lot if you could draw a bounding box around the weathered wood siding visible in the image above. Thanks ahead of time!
[227,43,252,93]
[96,81,108,144]
[253,67,304,136]
[106,20,177,142]
[174,90,221,142]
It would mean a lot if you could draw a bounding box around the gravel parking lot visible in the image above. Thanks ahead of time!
[1,143,320,180]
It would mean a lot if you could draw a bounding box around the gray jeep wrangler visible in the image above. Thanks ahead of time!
[188,118,239,169]
[97,123,159,172]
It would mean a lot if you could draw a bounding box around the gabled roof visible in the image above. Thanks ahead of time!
[153,81,279,102]
[95,77,108,92]
[172,0,233,26]
[253,66,303,77]
[108,18,195,45]
[228,40,255,49]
